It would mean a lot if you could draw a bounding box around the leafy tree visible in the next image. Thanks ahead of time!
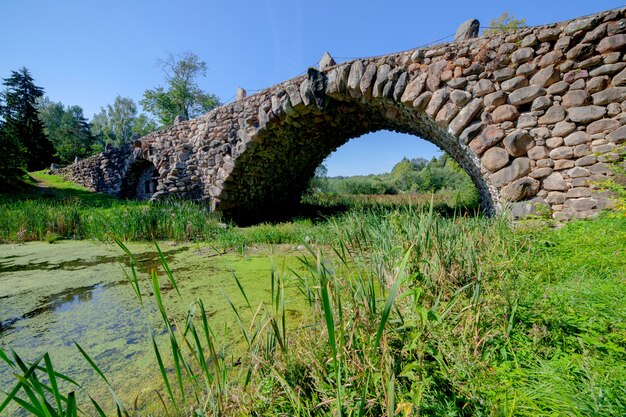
[141,52,220,126]
[38,98,96,163]
[91,96,156,147]
[0,119,26,187]
[484,12,527,35]
[0,67,54,172]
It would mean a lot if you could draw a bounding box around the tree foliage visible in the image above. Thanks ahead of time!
[141,52,220,127]
[484,12,527,35]
[0,67,54,175]
[90,96,156,147]
[38,98,97,164]
[310,153,477,199]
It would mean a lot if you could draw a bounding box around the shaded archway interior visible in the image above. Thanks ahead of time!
[219,96,495,222]
[120,159,158,200]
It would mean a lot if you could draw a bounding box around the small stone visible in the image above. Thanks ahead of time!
[372,64,391,97]
[503,129,534,157]
[606,125,626,143]
[517,113,537,128]
[393,72,409,101]
[564,131,590,146]
[589,63,626,77]
[563,69,588,84]
[493,67,515,82]
[501,76,529,92]
[359,62,378,99]
[554,159,575,170]
[592,87,626,105]
[562,90,589,108]
[577,56,603,69]
[555,36,572,51]
[549,146,574,159]
[574,143,591,157]
[454,18,480,41]
[425,88,449,117]
[575,155,597,166]
[547,81,569,95]
[492,104,519,123]
[612,67,626,86]
[508,86,546,106]
[449,98,483,135]
[490,157,532,187]
[528,145,549,160]
[539,51,564,68]
[529,167,553,178]
[564,197,596,211]
[586,119,619,135]
[435,103,459,127]
[537,158,554,168]
[538,28,561,42]
[597,34,626,53]
[547,191,567,204]
[413,91,432,110]
[543,172,569,191]
[530,65,560,87]
[450,89,472,106]
[567,167,590,177]
[447,77,467,89]
[586,76,609,94]
[566,187,591,198]
[521,34,538,48]
[538,105,566,124]
[531,96,552,111]
[347,61,365,98]
[470,125,505,155]
[565,43,595,60]
[481,147,510,172]
[564,16,598,35]
[552,121,577,137]
[401,73,428,104]
[607,102,621,116]
[484,91,507,107]
[567,106,607,123]
[546,137,564,149]
[511,47,535,65]
[530,127,551,139]
[473,79,495,97]
[460,122,482,143]
[501,177,540,201]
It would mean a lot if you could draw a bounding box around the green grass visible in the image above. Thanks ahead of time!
[2,173,625,416]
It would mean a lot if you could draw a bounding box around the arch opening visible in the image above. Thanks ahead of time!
[120,159,158,200]
[219,96,496,223]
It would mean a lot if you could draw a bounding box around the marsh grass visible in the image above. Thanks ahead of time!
[2,202,625,415]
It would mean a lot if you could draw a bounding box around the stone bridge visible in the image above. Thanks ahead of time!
[58,8,626,222]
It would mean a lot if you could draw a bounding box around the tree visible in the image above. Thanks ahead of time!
[0,67,54,172]
[141,52,220,127]
[484,12,527,35]
[90,96,155,147]
[38,98,97,163]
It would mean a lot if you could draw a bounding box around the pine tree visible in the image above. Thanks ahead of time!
[0,67,54,171]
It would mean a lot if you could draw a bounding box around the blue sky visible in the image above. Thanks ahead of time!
[1,1,622,176]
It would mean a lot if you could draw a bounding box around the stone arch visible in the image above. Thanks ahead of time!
[216,71,495,221]
[119,158,158,200]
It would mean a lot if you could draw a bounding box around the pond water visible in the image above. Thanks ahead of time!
[0,240,307,415]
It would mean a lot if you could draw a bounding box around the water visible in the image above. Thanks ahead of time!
[0,241,305,415]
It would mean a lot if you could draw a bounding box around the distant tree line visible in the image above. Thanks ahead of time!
[0,53,220,189]
[309,154,478,197]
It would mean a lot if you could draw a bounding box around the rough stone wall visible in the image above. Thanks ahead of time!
[57,8,626,222]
